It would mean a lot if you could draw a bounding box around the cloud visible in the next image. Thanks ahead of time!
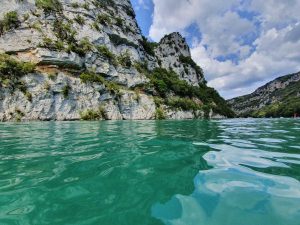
[134,0,151,11]
[149,0,300,99]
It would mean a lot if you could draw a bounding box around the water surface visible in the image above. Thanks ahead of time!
[0,119,299,225]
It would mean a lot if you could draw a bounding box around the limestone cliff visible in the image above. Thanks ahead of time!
[0,0,233,121]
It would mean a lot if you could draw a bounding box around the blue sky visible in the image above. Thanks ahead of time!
[130,0,300,99]
[130,0,153,38]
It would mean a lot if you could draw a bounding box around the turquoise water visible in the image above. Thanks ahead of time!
[0,119,300,225]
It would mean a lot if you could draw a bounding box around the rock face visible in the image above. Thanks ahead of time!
[0,0,231,121]
[155,32,205,86]
[227,71,300,117]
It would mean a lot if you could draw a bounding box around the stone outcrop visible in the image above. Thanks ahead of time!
[0,0,230,121]
[155,32,205,86]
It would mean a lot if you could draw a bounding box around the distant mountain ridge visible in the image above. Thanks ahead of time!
[227,71,300,117]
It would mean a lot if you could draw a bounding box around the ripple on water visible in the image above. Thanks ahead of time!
[152,119,300,225]
[0,120,300,225]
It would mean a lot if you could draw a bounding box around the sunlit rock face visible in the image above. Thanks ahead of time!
[155,32,205,86]
[0,0,226,121]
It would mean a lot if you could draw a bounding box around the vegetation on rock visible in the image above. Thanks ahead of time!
[249,98,300,118]
[0,11,20,35]
[35,0,62,13]
[108,34,138,48]
[147,68,234,117]
[179,54,204,78]
[0,0,234,120]
[80,106,107,120]
[229,72,300,118]
[0,54,35,88]
[155,108,166,120]
[139,36,158,57]
[79,71,121,95]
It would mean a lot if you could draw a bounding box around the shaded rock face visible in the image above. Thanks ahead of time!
[228,72,300,116]
[0,0,224,121]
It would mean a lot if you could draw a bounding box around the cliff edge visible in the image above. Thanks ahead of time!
[0,0,233,121]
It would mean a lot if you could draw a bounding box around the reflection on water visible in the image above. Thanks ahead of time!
[0,119,299,225]
[152,119,300,225]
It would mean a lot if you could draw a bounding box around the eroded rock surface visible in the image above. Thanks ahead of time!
[0,0,230,121]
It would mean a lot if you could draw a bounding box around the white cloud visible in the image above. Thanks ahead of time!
[149,0,300,99]
[135,0,151,11]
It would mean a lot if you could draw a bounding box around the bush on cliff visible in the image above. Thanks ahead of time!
[0,11,20,35]
[139,36,158,57]
[80,107,107,121]
[179,54,204,78]
[0,54,35,85]
[250,97,300,118]
[148,68,234,117]
[35,0,62,13]
[79,71,121,95]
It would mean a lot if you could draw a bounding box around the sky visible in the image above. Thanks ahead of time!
[130,0,300,99]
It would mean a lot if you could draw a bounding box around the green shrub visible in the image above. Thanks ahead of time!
[150,68,189,98]
[82,2,90,10]
[44,81,51,91]
[39,37,65,51]
[35,0,62,13]
[80,72,105,84]
[14,109,25,122]
[80,109,99,120]
[155,108,166,120]
[105,81,120,94]
[80,106,107,120]
[202,105,211,119]
[67,37,93,56]
[108,34,138,48]
[118,51,132,68]
[30,21,42,32]
[115,17,123,28]
[97,45,118,66]
[122,5,135,18]
[62,85,70,98]
[92,0,114,9]
[79,71,121,95]
[55,40,65,51]
[53,19,77,43]
[139,36,158,57]
[0,54,35,87]
[74,15,85,25]
[96,45,115,60]
[166,97,200,111]
[96,14,111,25]
[91,22,101,31]
[148,68,234,118]
[179,54,203,78]
[39,36,54,48]
[78,38,93,52]
[134,61,149,74]
[0,11,20,35]
[80,107,106,120]
[25,91,33,102]
[249,97,300,118]
[70,2,80,8]
[153,97,164,107]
